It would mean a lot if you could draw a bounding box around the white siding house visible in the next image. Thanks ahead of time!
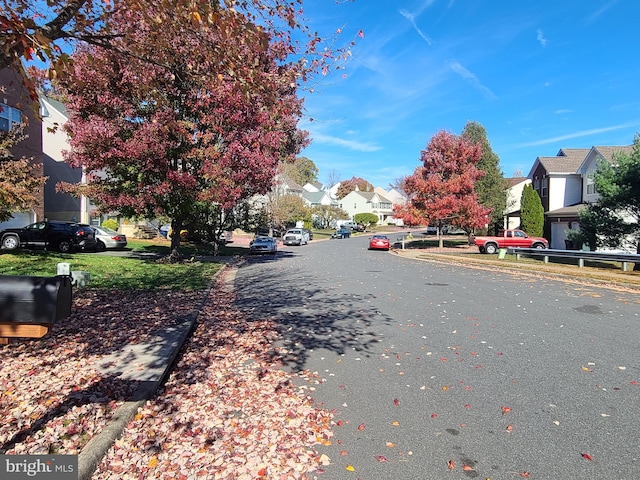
[40,96,92,223]
[503,177,531,229]
[338,190,394,224]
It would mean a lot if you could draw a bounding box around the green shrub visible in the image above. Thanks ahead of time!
[102,219,119,231]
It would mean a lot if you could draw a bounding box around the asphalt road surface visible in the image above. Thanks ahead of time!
[232,233,640,480]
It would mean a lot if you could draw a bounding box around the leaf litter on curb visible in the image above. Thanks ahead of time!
[1,272,334,479]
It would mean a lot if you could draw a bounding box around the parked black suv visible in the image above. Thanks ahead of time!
[0,221,97,253]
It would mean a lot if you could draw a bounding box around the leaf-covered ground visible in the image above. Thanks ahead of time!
[1,269,333,479]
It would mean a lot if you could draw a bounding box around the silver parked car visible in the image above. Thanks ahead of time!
[92,226,128,250]
[249,236,278,255]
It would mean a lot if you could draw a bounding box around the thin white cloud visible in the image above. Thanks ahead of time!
[311,133,382,152]
[536,28,547,47]
[586,0,619,23]
[399,9,433,45]
[449,61,497,100]
[554,109,572,114]
[399,1,436,45]
[517,124,633,147]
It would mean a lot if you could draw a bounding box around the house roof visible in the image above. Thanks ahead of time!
[350,190,393,204]
[302,191,330,204]
[277,173,304,192]
[39,95,68,118]
[591,145,634,163]
[505,177,530,187]
[545,203,587,218]
[538,148,590,174]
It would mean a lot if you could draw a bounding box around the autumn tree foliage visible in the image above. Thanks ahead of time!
[270,194,311,230]
[394,130,490,244]
[0,123,46,222]
[1,0,360,101]
[280,156,319,187]
[312,204,348,229]
[55,1,339,259]
[336,176,374,199]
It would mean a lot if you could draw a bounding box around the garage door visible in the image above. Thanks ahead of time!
[0,211,35,230]
[550,222,570,249]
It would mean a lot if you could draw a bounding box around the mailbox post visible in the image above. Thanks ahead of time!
[0,274,73,344]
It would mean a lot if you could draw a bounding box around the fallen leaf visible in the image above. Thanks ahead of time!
[394,398,400,406]
[346,464,355,471]
[357,423,366,431]
[506,424,513,432]
[501,406,512,415]
[386,442,395,448]
[463,464,475,471]
[340,450,347,456]
[374,455,388,462]
[447,459,455,470]
[519,472,531,477]
[582,366,593,372]
[391,421,400,426]
[431,413,438,418]
[581,453,594,461]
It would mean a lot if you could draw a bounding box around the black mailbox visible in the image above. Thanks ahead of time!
[0,275,72,323]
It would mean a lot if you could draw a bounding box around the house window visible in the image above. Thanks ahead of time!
[586,173,596,194]
[0,103,22,131]
[541,178,548,198]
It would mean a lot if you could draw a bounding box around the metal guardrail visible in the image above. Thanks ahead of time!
[506,247,640,272]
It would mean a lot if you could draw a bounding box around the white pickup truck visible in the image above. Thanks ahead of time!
[283,228,309,246]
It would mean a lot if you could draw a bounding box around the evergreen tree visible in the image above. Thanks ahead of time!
[461,121,507,235]
[520,184,544,237]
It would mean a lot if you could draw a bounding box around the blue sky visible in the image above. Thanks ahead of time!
[297,0,640,189]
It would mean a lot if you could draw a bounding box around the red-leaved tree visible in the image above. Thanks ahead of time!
[336,176,374,199]
[56,1,315,259]
[394,130,491,245]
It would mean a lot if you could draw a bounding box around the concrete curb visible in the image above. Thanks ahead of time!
[77,263,231,480]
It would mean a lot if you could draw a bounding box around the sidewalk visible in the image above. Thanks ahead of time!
[76,265,234,480]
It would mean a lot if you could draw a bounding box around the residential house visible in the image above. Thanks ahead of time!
[302,181,322,193]
[528,145,633,249]
[382,187,408,208]
[503,177,531,230]
[301,190,336,207]
[0,67,44,229]
[40,95,91,223]
[338,189,395,225]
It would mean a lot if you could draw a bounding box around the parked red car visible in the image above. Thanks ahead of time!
[368,235,390,251]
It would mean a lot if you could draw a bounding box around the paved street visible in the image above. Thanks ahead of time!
[233,234,640,479]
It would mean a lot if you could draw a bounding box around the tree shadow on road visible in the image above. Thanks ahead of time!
[232,264,392,371]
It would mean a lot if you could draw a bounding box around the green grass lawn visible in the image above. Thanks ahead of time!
[0,248,222,290]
